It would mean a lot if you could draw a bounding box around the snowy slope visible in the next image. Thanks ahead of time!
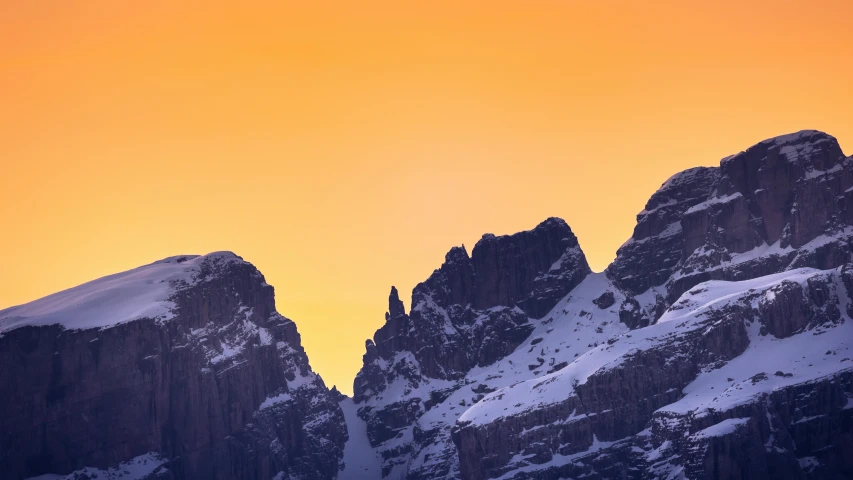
[0,252,244,334]
[422,272,626,425]
[338,398,383,480]
[25,453,167,480]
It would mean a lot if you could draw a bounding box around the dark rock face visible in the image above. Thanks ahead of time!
[468,218,592,318]
[843,264,853,318]
[609,130,853,318]
[651,370,853,480]
[409,217,592,321]
[720,131,846,247]
[618,297,649,329]
[592,291,615,309]
[609,166,721,295]
[352,218,592,478]
[0,253,346,480]
[758,275,843,339]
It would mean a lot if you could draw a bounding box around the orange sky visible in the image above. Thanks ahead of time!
[2,0,852,394]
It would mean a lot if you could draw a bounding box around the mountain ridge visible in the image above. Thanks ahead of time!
[1,129,851,480]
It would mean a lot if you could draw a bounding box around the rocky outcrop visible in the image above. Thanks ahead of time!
[609,130,853,320]
[757,274,843,338]
[351,218,592,478]
[0,253,346,480]
[467,218,592,318]
[608,166,721,295]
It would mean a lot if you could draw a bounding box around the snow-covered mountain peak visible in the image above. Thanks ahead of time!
[0,251,251,334]
[1,250,347,480]
[609,129,852,329]
[722,129,844,168]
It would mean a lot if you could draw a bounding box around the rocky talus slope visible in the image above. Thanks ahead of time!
[0,253,346,480]
[347,130,853,480]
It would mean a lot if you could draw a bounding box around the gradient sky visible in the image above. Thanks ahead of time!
[2,0,852,394]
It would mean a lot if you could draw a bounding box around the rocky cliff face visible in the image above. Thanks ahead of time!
[609,130,853,320]
[0,253,346,480]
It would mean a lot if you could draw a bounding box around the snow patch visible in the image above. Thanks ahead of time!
[259,392,293,410]
[691,418,750,439]
[685,192,743,214]
[25,452,167,480]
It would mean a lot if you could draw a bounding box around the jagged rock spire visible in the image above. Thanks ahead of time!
[387,286,406,319]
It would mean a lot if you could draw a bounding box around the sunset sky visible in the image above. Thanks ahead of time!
[2,0,851,394]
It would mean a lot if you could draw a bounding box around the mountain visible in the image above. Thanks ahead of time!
[0,253,346,480]
[346,130,853,479]
[609,130,853,316]
[2,130,851,480]
[348,218,591,478]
